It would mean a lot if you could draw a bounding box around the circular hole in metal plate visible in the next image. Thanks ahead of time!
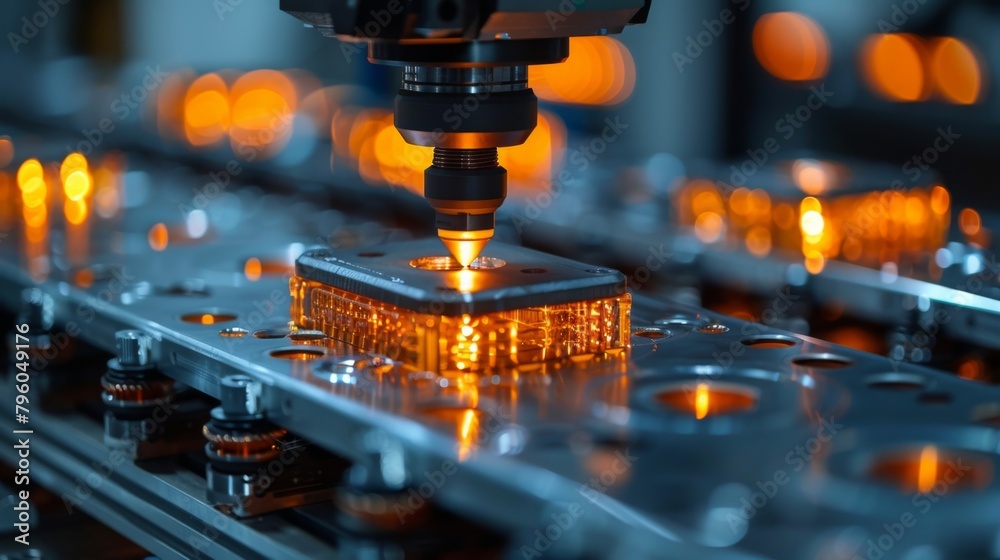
[288,330,328,342]
[742,335,798,349]
[219,327,249,338]
[161,280,211,297]
[410,256,506,271]
[270,347,326,361]
[654,381,759,419]
[633,327,668,339]
[698,323,730,334]
[521,268,548,274]
[654,314,706,327]
[586,268,612,274]
[181,310,237,325]
[866,373,925,391]
[792,354,853,369]
[253,328,292,339]
[917,392,952,405]
[867,446,993,493]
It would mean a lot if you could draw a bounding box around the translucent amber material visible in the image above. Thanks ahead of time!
[290,276,631,373]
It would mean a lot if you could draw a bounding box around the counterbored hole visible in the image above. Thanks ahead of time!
[742,335,797,349]
[633,327,668,339]
[288,330,328,342]
[655,382,759,419]
[181,311,237,325]
[866,373,925,391]
[698,324,730,334]
[219,327,249,338]
[867,446,993,493]
[254,328,292,339]
[410,256,507,271]
[792,354,853,369]
[270,347,325,361]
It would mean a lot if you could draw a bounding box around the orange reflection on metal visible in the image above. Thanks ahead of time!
[861,34,928,102]
[200,314,216,325]
[656,382,758,419]
[148,223,169,251]
[676,176,951,270]
[184,73,230,146]
[916,445,938,494]
[930,38,983,105]
[753,12,830,81]
[530,37,635,106]
[17,159,49,281]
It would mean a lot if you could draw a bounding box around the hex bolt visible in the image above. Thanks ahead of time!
[219,375,264,417]
[115,329,152,367]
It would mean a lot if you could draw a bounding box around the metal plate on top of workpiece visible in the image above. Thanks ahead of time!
[294,239,627,315]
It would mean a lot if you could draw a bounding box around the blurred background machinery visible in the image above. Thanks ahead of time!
[0,1,999,559]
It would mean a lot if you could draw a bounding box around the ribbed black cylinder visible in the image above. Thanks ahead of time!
[432,148,499,170]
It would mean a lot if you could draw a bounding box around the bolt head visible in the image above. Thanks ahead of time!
[115,329,152,367]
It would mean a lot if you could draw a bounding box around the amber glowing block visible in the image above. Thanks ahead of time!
[290,240,631,374]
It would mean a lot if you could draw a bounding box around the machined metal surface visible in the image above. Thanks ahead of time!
[295,239,627,315]
[1,153,999,559]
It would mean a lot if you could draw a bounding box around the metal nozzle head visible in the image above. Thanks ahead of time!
[439,229,494,267]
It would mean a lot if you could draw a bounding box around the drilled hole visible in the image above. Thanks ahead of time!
[587,268,612,274]
[270,347,325,361]
[655,381,759,419]
[410,256,506,271]
[698,324,729,334]
[866,373,925,391]
[521,268,548,274]
[868,446,993,493]
[254,328,292,339]
[742,335,797,349]
[288,330,328,342]
[219,327,249,338]
[655,315,705,327]
[181,311,237,325]
[792,354,853,369]
[633,327,668,339]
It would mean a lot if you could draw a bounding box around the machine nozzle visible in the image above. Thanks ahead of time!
[439,229,494,267]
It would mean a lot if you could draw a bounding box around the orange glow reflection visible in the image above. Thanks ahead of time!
[530,37,635,106]
[657,382,758,419]
[17,159,49,281]
[916,445,938,494]
[753,12,830,81]
[501,110,565,192]
[930,38,983,105]
[959,208,981,236]
[861,34,928,102]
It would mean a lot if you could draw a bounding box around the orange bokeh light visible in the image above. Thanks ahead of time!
[530,36,635,106]
[753,12,830,81]
[184,73,230,146]
[930,38,984,105]
[861,34,928,102]
[229,70,298,154]
[148,222,169,251]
